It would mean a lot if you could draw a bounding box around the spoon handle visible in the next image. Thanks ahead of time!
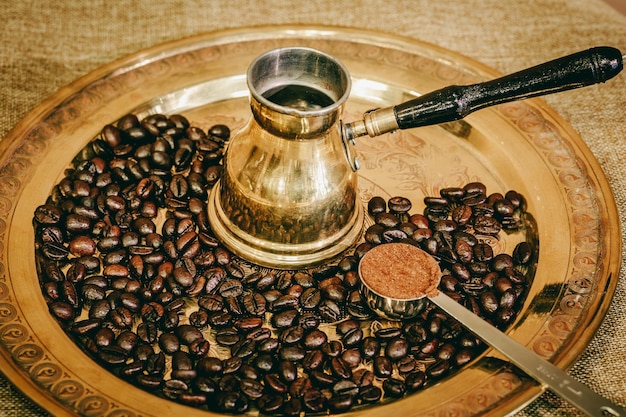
[430,291,625,417]
[343,47,623,140]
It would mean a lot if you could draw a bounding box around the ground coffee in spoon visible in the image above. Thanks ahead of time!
[359,242,441,300]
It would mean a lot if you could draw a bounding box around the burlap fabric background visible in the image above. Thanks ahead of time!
[1,1,625,416]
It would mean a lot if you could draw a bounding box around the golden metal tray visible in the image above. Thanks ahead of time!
[0,26,620,416]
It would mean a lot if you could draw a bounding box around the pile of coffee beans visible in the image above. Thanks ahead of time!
[33,113,534,415]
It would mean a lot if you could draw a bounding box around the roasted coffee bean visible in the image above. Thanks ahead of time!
[512,242,532,265]
[364,224,385,245]
[436,343,456,361]
[263,289,282,304]
[473,215,501,235]
[223,356,243,374]
[451,262,471,281]
[322,340,343,358]
[198,294,224,312]
[492,253,515,271]
[298,312,320,330]
[162,378,189,399]
[204,267,227,294]
[333,379,359,398]
[357,385,381,403]
[257,393,283,414]
[158,333,180,354]
[427,359,451,378]
[300,287,321,309]
[247,327,272,342]
[235,316,263,333]
[374,327,402,341]
[342,327,363,347]
[424,195,449,207]
[499,288,518,310]
[373,356,392,378]
[310,370,338,387]
[318,276,342,289]
[354,242,373,259]
[215,327,240,346]
[304,329,327,350]
[480,290,499,315]
[450,204,472,225]
[271,294,299,311]
[367,196,387,215]
[116,330,139,353]
[189,309,209,328]
[403,321,429,345]
[405,370,426,391]
[343,270,360,288]
[258,338,279,353]
[283,398,302,417]
[196,357,223,376]
[360,336,381,359]
[375,212,400,228]
[303,349,324,371]
[121,360,144,378]
[278,361,298,383]
[218,374,240,392]
[136,374,163,390]
[98,345,128,366]
[226,262,245,279]
[238,363,260,381]
[240,378,264,399]
[388,196,412,213]
[327,393,353,412]
[318,299,341,322]
[207,311,231,328]
[271,308,298,328]
[43,282,60,301]
[396,356,417,374]
[321,284,347,302]
[89,299,111,320]
[383,377,406,397]
[232,339,257,358]
[192,376,217,398]
[216,391,248,413]
[253,352,276,373]
[279,326,304,345]
[92,327,115,349]
[66,263,87,283]
[34,204,62,224]
[504,266,526,284]
[303,387,326,412]
[496,307,516,325]
[348,369,372,389]
[330,357,352,379]
[110,307,133,328]
[385,337,409,361]
[279,345,305,362]
[179,393,207,407]
[264,373,288,394]
[468,261,489,276]
[341,348,361,368]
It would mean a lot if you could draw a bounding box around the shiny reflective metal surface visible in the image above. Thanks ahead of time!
[0,26,621,417]
[209,47,363,268]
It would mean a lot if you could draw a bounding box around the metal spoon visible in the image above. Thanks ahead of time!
[430,291,624,417]
[359,243,626,417]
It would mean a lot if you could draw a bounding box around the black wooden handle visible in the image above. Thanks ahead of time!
[393,46,623,129]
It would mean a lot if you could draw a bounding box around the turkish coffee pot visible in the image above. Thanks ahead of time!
[208,46,623,269]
